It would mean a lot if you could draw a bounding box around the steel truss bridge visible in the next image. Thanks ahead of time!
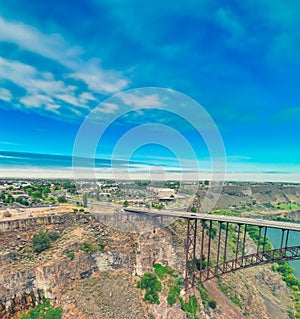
[124,208,300,291]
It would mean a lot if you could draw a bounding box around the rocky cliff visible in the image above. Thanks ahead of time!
[0,212,296,318]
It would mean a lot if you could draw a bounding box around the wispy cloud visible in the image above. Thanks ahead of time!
[254,1,300,63]
[69,59,129,94]
[118,93,165,108]
[0,16,77,62]
[0,16,129,120]
[0,141,21,146]
[98,102,119,114]
[271,107,300,123]
[216,7,245,45]
[0,88,12,102]
[0,17,129,92]
[0,57,87,117]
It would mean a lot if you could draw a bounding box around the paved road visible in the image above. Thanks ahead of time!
[124,208,300,231]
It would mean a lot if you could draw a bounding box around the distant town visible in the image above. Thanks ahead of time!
[1,178,300,221]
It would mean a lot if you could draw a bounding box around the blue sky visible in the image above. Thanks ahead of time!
[0,0,300,177]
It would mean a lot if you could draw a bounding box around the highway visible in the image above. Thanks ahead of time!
[124,208,300,232]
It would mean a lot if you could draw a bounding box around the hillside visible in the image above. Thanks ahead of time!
[0,209,298,319]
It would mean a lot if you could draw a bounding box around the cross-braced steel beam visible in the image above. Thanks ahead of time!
[199,246,300,283]
[185,218,198,291]
[184,218,300,290]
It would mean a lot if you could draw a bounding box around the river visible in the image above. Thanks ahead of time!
[267,228,300,278]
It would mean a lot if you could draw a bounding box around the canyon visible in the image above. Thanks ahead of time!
[0,210,297,318]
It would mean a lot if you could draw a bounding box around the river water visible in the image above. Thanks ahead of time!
[267,228,300,278]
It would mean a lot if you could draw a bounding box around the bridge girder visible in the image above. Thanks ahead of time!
[184,218,300,290]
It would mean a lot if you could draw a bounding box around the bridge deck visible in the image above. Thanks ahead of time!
[124,208,300,231]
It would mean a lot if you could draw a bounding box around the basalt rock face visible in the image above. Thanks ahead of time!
[0,213,296,319]
[0,291,43,319]
[200,183,300,209]
[136,228,185,275]
[0,213,140,318]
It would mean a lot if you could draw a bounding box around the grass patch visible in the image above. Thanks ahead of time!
[197,284,217,310]
[80,242,99,254]
[154,263,174,279]
[180,295,199,319]
[19,299,62,319]
[217,278,243,308]
[275,203,300,210]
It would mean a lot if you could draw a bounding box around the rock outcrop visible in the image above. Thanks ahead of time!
[0,212,296,319]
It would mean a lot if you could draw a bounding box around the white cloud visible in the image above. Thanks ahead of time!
[20,94,54,107]
[97,102,119,114]
[0,56,93,117]
[0,16,129,95]
[0,16,79,63]
[69,59,128,94]
[216,8,243,35]
[0,88,12,102]
[20,94,60,114]
[55,94,89,109]
[79,92,97,102]
[44,103,61,114]
[119,93,164,108]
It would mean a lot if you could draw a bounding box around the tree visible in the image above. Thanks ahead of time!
[208,300,217,309]
[32,231,60,254]
[32,232,51,253]
[82,193,88,208]
[123,200,129,207]
[32,190,43,198]
[57,196,67,203]
[95,187,100,201]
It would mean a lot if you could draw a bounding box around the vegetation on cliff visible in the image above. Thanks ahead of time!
[137,263,217,318]
[137,273,162,304]
[272,262,300,318]
[32,231,60,254]
[18,299,62,319]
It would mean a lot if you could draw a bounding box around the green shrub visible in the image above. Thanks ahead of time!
[123,200,129,207]
[137,273,162,304]
[181,295,199,318]
[188,257,206,272]
[48,232,60,241]
[57,196,67,203]
[154,263,174,279]
[167,285,180,306]
[80,242,99,254]
[66,251,75,260]
[191,207,197,213]
[206,226,217,239]
[32,232,51,253]
[32,231,60,254]
[98,242,106,251]
[273,262,300,289]
[208,299,217,309]
[20,299,62,319]
[197,284,210,304]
